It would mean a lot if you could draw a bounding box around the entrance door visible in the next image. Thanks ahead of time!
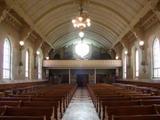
[76,74,88,87]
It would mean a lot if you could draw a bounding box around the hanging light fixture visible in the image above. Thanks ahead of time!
[75,39,89,58]
[72,0,91,30]
[79,31,85,38]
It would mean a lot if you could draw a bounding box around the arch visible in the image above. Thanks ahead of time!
[45,20,118,38]
[35,1,129,25]
[3,38,12,79]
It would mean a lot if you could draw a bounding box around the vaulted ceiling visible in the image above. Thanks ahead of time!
[5,0,151,49]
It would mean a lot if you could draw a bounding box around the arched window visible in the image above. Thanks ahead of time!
[135,49,139,77]
[25,50,29,78]
[3,38,11,79]
[123,51,127,79]
[153,38,160,78]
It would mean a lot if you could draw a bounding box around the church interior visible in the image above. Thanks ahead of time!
[0,0,160,120]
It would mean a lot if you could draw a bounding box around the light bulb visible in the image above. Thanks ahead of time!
[19,41,24,46]
[36,51,40,55]
[115,56,119,60]
[79,31,84,38]
[78,17,83,21]
[73,24,77,28]
[139,40,144,46]
[46,56,49,60]
[124,50,128,55]
[72,19,76,24]
[87,22,91,27]
[83,24,86,28]
[86,18,90,23]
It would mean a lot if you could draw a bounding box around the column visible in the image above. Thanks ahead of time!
[94,69,96,84]
[116,68,119,77]
[69,69,71,84]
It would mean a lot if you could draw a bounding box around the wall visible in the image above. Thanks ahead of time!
[119,14,160,81]
[0,15,48,82]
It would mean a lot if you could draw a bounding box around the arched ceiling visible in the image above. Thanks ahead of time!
[5,0,149,49]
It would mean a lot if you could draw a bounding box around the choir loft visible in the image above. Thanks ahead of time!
[0,0,160,120]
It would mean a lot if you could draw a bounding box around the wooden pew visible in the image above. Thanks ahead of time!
[87,83,160,120]
[106,105,158,120]
[0,84,77,120]
[2,106,53,120]
[0,116,45,120]
[0,101,58,119]
[113,115,160,120]
[1,84,77,120]
[101,100,141,120]
[0,101,20,106]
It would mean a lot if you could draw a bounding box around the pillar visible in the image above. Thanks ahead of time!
[69,69,71,84]
[94,69,96,84]
[116,68,119,77]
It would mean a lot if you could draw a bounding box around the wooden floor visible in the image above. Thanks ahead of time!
[62,88,100,120]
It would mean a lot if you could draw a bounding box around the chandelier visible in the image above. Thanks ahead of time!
[72,11,91,29]
[72,0,91,33]
[72,0,91,59]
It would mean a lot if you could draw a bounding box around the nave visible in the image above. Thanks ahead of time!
[0,82,160,120]
[62,88,100,120]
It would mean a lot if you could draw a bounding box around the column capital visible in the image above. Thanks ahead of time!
[150,0,160,21]
[150,0,160,11]
[132,24,145,40]
[0,8,10,23]
[20,27,32,42]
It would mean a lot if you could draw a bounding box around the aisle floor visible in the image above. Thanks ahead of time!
[62,88,100,120]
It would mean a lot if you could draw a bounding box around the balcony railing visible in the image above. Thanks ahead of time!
[43,60,122,69]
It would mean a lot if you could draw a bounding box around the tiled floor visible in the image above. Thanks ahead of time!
[62,88,100,120]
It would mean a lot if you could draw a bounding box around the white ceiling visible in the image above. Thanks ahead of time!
[6,0,149,49]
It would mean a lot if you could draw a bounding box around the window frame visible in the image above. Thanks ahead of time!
[152,37,160,78]
[25,50,29,79]
[135,49,139,78]
[3,38,12,80]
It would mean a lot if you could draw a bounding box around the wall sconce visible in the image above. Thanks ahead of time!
[19,40,24,46]
[36,50,40,55]
[46,56,49,60]
[124,50,128,55]
[139,40,144,46]
[139,40,147,73]
[115,56,119,60]
[18,40,24,74]
[139,40,144,49]
[19,40,24,67]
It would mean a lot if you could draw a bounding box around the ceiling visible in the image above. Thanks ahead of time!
[5,0,149,49]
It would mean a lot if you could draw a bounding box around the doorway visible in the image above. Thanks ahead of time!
[76,74,89,87]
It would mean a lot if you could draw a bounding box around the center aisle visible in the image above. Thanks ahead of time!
[62,87,100,120]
